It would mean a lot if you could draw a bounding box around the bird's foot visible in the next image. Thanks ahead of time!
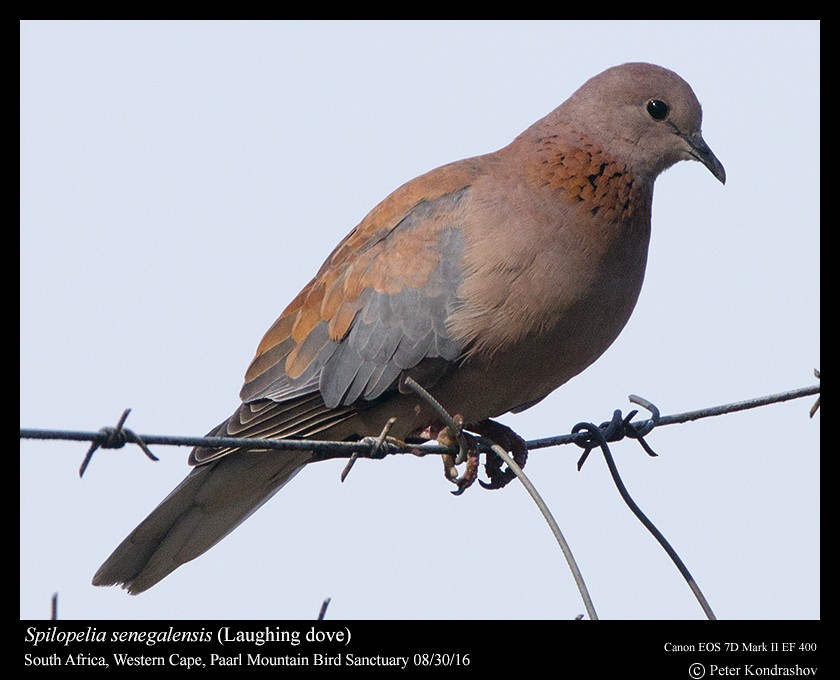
[420,415,480,495]
[473,419,528,490]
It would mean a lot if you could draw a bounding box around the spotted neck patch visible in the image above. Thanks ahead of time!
[527,128,642,223]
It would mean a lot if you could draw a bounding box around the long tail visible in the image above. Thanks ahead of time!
[92,449,310,594]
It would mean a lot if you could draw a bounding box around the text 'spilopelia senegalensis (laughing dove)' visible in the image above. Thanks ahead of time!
[93,62,725,594]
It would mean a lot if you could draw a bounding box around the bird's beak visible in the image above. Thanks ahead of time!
[682,130,726,184]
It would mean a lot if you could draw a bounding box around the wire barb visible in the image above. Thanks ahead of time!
[317,597,331,620]
[77,409,158,477]
[575,395,660,470]
[809,369,820,418]
[340,417,397,482]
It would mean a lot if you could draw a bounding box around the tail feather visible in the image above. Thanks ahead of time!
[92,449,310,594]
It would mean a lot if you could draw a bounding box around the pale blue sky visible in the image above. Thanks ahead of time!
[21,20,819,620]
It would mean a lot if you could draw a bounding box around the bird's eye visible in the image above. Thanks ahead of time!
[646,99,669,120]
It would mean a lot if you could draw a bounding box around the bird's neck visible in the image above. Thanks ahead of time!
[519,123,649,226]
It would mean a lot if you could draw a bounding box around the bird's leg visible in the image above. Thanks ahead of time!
[438,422,479,496]
[472,418,529,490]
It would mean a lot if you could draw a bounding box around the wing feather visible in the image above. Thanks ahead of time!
[238,166,476,416]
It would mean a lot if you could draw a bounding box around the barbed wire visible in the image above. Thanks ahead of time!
[19,382,820,468]
[20,379,818,620]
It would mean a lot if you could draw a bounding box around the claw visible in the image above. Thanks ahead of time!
[441,452,459,481]
[473,419,528,490]
[434,417,480,494]
[450,453,479,496]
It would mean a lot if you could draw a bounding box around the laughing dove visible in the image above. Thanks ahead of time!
[93,62,725,594]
